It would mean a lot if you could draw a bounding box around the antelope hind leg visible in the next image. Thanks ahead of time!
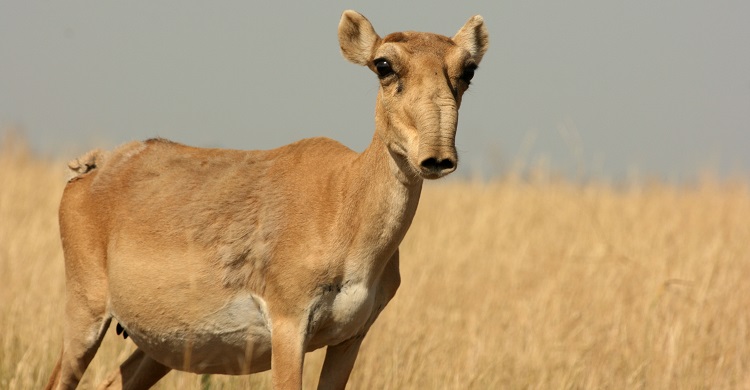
[97,348,171,390]
[46,202,112,389]
[45,298,111,390]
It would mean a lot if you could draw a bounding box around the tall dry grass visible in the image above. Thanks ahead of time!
[1,138,749,389]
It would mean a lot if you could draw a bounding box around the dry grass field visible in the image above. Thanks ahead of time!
[2,136,750,389]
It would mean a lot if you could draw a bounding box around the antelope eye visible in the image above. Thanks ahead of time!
[374,58,394,77]
[461,65,476,83]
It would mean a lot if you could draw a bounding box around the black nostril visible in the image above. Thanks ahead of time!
[420,157,455,172]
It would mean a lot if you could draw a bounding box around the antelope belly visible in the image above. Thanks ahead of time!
[115,293,273,375]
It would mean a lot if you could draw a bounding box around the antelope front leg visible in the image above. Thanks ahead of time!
[317,250,401,389]
[317,336,365,390]
[270,319,306,390]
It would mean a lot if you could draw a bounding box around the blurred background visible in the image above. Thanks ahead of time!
[1,0,749,181]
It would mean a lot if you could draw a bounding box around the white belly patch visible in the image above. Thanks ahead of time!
[116,293,273,374]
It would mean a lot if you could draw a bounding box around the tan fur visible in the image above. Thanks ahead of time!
[45,10,488,390]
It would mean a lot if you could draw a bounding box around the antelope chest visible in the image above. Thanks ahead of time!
[306,280,377,349]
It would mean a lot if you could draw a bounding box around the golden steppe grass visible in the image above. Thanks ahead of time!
[2,138,750,389]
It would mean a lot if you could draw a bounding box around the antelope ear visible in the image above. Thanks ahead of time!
[338,10,381,66]
[453,15,489,64]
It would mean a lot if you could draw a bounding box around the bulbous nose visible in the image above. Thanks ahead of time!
[419,157,457,178]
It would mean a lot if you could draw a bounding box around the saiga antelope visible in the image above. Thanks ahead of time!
[46,10,488,390]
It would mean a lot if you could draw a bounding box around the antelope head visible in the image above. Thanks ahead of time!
[338,10,488,180]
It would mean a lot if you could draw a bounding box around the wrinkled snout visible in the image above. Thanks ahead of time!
[415,96,459,179]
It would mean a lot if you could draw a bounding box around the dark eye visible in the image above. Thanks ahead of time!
[460,65,477,83]
[374,58,394,77]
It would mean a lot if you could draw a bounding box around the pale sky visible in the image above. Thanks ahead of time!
[2,1,749,181]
